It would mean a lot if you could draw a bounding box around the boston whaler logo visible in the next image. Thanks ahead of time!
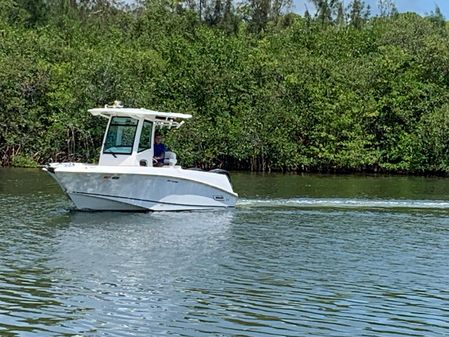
[166,179,178,184]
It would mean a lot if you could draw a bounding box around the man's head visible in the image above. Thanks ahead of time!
[155,135,162,144]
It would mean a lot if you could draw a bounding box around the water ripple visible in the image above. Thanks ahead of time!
[2,170,449,336]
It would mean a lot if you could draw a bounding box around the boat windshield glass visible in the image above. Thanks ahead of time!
[103,117,138,155]
[138,120,153,152]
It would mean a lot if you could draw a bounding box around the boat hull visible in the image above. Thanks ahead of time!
[45,164,237,211]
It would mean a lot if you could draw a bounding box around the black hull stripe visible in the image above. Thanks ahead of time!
[72,191,234,208]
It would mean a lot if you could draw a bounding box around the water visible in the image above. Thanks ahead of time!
[1,169,449,336]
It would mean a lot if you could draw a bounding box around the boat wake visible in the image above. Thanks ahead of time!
[237,197,449,211]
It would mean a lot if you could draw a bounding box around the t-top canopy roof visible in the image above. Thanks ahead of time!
[88,107,192,120]
[88,102,192,128]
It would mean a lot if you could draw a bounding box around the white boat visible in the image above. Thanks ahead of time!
[44,102,238,211]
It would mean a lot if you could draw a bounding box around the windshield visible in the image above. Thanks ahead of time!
[103,117,138,155]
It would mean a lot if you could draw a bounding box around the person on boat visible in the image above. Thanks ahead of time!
[153,134,166,167]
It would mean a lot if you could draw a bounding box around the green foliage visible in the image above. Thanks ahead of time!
[1,0,449,173]
[414,104,449,173]
[11,154,38,168]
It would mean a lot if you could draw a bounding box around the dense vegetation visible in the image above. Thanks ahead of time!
[1,0,449,173]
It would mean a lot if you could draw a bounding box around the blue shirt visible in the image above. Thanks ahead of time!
[154,143,166,163]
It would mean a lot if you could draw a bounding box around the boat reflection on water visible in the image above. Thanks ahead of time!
[50,210,235,277]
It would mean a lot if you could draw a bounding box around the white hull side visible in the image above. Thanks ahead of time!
[46,164,237,211]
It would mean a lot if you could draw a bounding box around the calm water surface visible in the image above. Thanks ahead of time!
[1,169,449,336]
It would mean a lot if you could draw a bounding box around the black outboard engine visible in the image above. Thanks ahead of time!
[209,168,231,182]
